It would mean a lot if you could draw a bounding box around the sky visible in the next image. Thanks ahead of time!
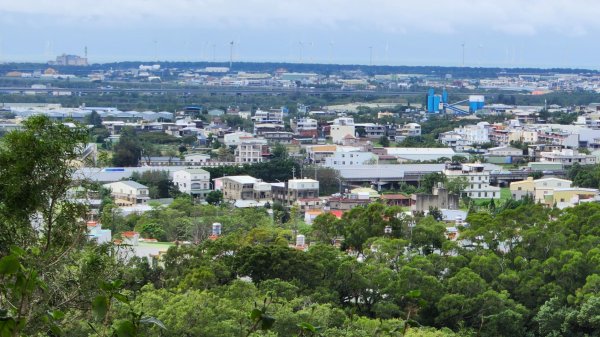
[1,0,600,68]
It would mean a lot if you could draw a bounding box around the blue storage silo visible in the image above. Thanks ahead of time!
[433,95,441,113]
[427,89,435,112]
[442,88,448,104]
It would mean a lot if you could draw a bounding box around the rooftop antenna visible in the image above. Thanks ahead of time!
[229,41,234,69]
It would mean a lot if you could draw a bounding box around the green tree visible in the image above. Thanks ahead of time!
[112,127,142,167]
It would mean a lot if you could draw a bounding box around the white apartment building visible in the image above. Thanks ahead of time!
[400,123,422,137]
[330,117,355,144]
[324,151,377,167]
[444,163,500,199]
[453,122,491,144]
[235,138,269,163]
[224,131,254,147]
[173,168,211,198]
[540,149,596,167]
[252,109,283,124]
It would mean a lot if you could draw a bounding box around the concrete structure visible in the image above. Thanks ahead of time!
[252,109,283,124]
[324,151,377,167]
[224,131,254,147]
[173,168,211,199]
[544,188,600,209]
[356,123,386,139]
[235,138,269,163]
[411,185,459,212]
[444,163,501,199]
[330,117,355,144]
[103,181,150,205]
[385,147,455,162]
[399,123,422,137]
[510,177,572,202]
[291,118,318,137]
[215,175,272,202]
[540,149,596,167]
[272,178,319,207]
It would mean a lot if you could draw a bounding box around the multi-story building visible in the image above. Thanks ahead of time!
[272,178,320,207]
[263,131,294,144]
[235,138,269,163]
[102,181,150,205]
[356,123,386,139]
[173,168,211,199]
[215,175,272,202]
[252,109,284,124]
[330,117,355,144]
[399,123,422,137]
[444,163,500,199]
[224,131,254,147]
[291,118,318,138]
[540,149,596,167]
[324,151,377,167]
[510,177,572,202]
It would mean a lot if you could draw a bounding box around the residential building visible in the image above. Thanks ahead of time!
[330,117,355,144]
[173,168,211,199]
[235,138,269,163]
[444,163,501,199]
[291,118,318,137]
[544,188,600,209]
[224,131,254,147]
[510,177,572,202]
[272,178,320,207]
[540,149,596,167]
[324,151,377,167]
[263,131,294,144]
[355,123,386,139]
[102,181,150,205]
[399,123,422,137]
[215,175,272,202]
[252,109,283,124]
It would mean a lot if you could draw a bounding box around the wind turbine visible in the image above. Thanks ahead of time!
[329,41,335,64]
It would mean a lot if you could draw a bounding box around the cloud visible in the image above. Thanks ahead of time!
[2,0,600,37]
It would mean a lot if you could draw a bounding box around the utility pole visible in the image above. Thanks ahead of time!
[292,166,296,179]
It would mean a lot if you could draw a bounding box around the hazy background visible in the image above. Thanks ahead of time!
[1,0,599,68]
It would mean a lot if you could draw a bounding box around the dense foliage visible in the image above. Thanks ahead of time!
[5,117,600,336]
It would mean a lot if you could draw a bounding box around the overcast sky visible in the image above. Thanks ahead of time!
[1,0,600,68]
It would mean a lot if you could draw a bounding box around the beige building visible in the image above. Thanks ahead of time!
[102,181,150,205]
[272,179,320,207]
[330,117,355,144]
[510,177,572,202]
[544,188,600,209]
[235,138,269,164]
[215,175,272,202]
